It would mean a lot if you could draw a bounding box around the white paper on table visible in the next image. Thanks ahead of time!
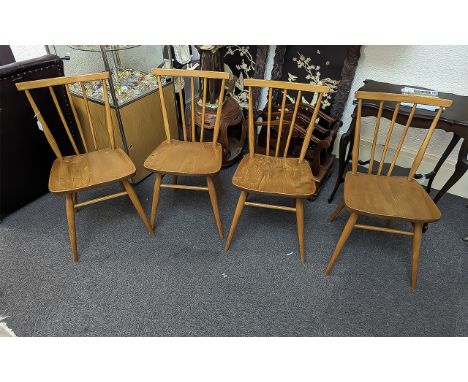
[401,102,438,112]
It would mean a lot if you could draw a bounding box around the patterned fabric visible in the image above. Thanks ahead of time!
[223,46,258,109]
[280,46,349,113]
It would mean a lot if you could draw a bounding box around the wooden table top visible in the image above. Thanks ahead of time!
[358,79,468,127]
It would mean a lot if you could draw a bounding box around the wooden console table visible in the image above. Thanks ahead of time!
[328,80,468,210]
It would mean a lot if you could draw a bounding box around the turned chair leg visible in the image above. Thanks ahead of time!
[207,176,224,239]
[150,174,162,229]
[325,212,358,275]
[65,193,78,263]
[328,199,345,223]
[121,180,154,236]
[225,191,248,251]
[411,222,423,289]
[296,199,305,263]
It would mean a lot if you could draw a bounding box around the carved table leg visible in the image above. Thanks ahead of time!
[426,134,461,193]
[424,138,467,232]
[328,116,356,203]
[433,138,467,204]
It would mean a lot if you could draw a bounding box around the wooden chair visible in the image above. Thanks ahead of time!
[325,91,453,288]
[224,79,331,262]
[16,72,154,263]
[144,68,230,238]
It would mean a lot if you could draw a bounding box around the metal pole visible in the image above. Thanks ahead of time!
[168,45,173,68]
[100,45,129,154]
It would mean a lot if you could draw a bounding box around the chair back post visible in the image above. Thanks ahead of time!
[387,103,417,176]
[274,89,288,157]
[407,106,444,180]
[155,75,172,143]
[151,68,230,145]
[351,98,363,174]
[177,77,187,141]
[16,72,113,159]
[248,86,255,157]
[101,80,116,149]
[368,100,384,174]
[191,77,195,141]
[80,81,98,150]
[376,102,400,176]
[200,77,208,142]
[353,91,452,179]
[298,92,323,163]
[266,87,273,155]
[212,79,226,144]
[65,85,89,153]
[283,91,302,157]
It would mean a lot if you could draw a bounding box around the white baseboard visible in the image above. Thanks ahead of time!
[333,131,467,199]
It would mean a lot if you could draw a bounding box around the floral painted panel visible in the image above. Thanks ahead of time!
[280,46,349,112]
[223,45,258,109]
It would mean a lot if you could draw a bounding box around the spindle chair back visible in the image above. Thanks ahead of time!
[224,78,331,263]
[325,91,453,288]
[352,91,452,179]
[144,68,230,240]
[257,101,335,157]
[16,72,154,263]
[153,68,229,144]
[16,72,116,157]
[246,79,329,160]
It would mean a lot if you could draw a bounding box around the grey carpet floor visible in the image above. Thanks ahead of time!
[1,161,467,336]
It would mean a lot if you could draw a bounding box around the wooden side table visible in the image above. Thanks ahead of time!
[328,80,468,213]
[186,96,247,166]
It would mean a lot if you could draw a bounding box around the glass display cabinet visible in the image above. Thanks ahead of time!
[47,45,179,182]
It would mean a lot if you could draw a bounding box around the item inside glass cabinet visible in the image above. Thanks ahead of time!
[68,68,164,106]
[67,45,167,106]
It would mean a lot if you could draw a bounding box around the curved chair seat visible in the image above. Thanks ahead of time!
[144,140,222,176]
[344,172,441,223]
[49,148,136,193]
[232,154,316,198]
